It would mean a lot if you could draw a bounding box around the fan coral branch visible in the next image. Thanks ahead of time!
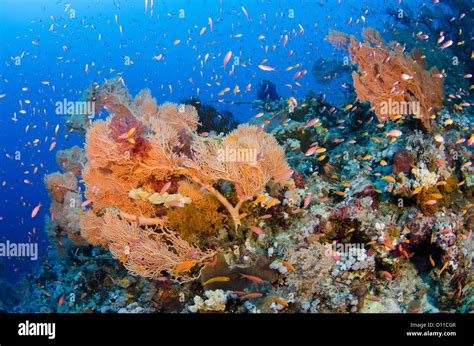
[327,28,445,132]
[101,211,214,283]
[185,124,291,228]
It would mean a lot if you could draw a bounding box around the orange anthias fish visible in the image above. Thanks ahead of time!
[223,50,232,69]
[248,226,264,235]
[278,260,296,272]
[203,276,231,286]
[240,273,265,284]
[303,193,313,208]
[31,203,42,218]
[174,260,196,274]
[272,297,289,307]
[240,292,263,300]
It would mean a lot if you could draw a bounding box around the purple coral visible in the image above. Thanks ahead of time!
[392,150,415,175]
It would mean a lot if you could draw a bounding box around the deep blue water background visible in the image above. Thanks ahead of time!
[0,0,429,282]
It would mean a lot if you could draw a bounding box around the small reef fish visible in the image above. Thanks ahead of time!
[278,260,296,272]
[81,199,93,208]
[239,292,263,300]
[174,260,196,274]
[274,169,294,182]
[240,274,265,284]
[380,271,393,280]
[31,203,42,218]
[160,181,172,194]
[429,255,435,267]
[272,297,289,307]
[303,193,312,208]
[381,176,396,183]
[264,198,279,209]
[248,226,264,235]
[203,276,230,286]
[385,129,403,137]
[305,146,318,156]
[223,50,232,69]
[258,64,276,72]
[440,40,453,49]
[437,261,449,275]
[305,118,320,128]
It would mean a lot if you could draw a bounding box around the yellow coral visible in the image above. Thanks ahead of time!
[168,180,226,243]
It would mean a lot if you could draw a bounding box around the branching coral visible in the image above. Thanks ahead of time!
[327,28,445,132]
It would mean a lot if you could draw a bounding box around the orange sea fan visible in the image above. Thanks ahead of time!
[101,210,214,282]
[156,102,199,133]
[84,120,119,168]
[133,88,158,121]
[80,210,108,248]
[139,120,184,181]
[325,30,351,50]
[82,164,155,217]
[185,124,291,228]
[328,28,445,132]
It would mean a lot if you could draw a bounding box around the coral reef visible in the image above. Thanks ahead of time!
[48,78,294,284]
[31,23,472,315]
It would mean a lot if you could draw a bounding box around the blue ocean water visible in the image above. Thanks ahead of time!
[0,0,445,285]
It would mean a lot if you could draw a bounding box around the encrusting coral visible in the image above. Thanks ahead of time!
[327,28,445,132]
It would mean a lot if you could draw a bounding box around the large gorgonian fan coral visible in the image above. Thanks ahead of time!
[100,210,214,283]
[75,77,292,281]
[327,28,445,132]
[185,124,292,228]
